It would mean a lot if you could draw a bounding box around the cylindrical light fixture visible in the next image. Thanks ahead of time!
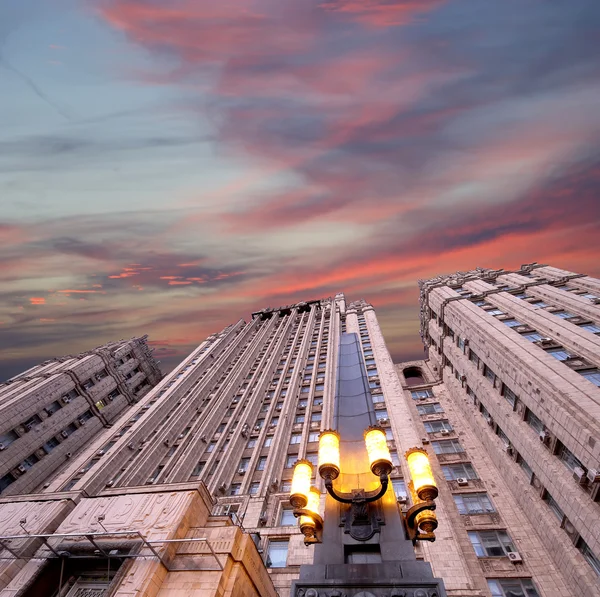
[405,447,438,501]
[290,460,312,508]
[415,508,438,534]
[318,430,341,480]
[364,426,393,476]
[299,487,321,528]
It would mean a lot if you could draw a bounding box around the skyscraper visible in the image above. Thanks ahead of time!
[0,266,598,597]
[0,336,162,496]
[405,262,600,597]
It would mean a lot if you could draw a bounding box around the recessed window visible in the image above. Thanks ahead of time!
[247,439,256,449]
[264,436,273,448]
[238,457,250,472]
[488,578,540,597]
[279,508,296,526]
[411,389,434,400]
[487,309,505,316]
[581,369,600,387]
[295,415,305,424]
[483,365,496,384]
[375,409,388,421]
[553,310,574,319]
[306,452,318,466]
[417,403,444,415]
[525,409,544,434]
[577,538,600,577]
[543,491,564,522]
[432,439,464,454]
[522,332,542,342]
[441,463,477,481]
[424,420,452,433]
[290,433,302,445]
[285,455,296,468]
[257,456,267,471]
[249,482,260,495]
[266,540,288,568]
[556,441,584,473]
[453,493,495,515]
[229,483,241,496]
[502,319,522,328]
[392,478,408,500]
[546,348,570,361]
[311,412,322,422]
[308,432,319,442]
[468,530,515,557]
[501,385,517,407]
[581,323,600,334]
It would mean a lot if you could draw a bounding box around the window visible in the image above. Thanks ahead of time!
[385,428,394,441]
[249,482,260,495]
[82,378,95,389]
[411,389,434,400]
[553,311,574,319]
[469,350,480,367]
[556,442,584,473]
[280,508,296,526]
[285,455,296,468]
[295,415,305,424]
[266,540,288,568]
[372,394,385,404]
[311,412,322,422]
[238,457,250,472]
[577,538,600,577]
[522,332,542,342]
[502,319,522,328]
[301,386,310,394]
[581,369,600,387]
[390,451,400,466]
[501,385,517,408]
[45,400,62,415]
[367,370,378,379]
[517,455,533,481]
[543,491,564,522]
[247,439,257,449]
[453,493,495,515]
[229,483,241,496]
[525,409,544,434]
[369,380,381,389]
[441,463,477,481]
[375,409,389,421]
[314,397,323,406]
[530,300,548,308]
[255,419,265,430]
[43,437,60,453]
[424,420,452,433]
[21,453,39,470]
[392,478,408,500]
[468,530,515,557]
[257,456,267,471]
[0,473,16,493]
[582,293,599,300]
[217,423,226,433]
[290,433,302,445]
[264,436,273,447]
[207,442,216,453]
[298,399,308,408]
[417,403,444,415]
[281,480,292,493]
[0,429,18,448]
[306,452,318,466]
[488,578,540,597]
[432,439,464,454]
[487,309,505,316]
[483,365,496,384]
[315,383,324,391]
[270,417,279,427]
[308,432,319,442]
[546,348,570,361]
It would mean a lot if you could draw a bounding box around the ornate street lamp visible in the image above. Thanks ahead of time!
[290,428,439,545]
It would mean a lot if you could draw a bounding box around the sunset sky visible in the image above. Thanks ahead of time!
[1,0,600,380]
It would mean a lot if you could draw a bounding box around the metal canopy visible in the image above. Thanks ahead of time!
[0,530,222,572]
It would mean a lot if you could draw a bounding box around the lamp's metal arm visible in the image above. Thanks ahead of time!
[324,473,389,504]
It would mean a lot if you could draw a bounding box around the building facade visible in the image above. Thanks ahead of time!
[0,336,162,497]
[409,262,600,597]
[0,267,598,597]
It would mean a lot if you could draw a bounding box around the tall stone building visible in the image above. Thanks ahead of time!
[0,268,598,597]
[0,336,162,496]
[405,263,600,597]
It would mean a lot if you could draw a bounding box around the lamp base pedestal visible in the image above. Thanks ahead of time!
[291,561,447,597]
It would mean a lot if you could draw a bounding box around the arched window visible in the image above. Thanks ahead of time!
[403,367,425,386]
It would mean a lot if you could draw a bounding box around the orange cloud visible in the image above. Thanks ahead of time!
[30,297,46,305]
[168,280,192,285]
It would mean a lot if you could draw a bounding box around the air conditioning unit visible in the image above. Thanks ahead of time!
[586,468,600,484]
[218,483,227,493]
[61,396,71,404]
[396,494,408,504]
[0,443,5,451]
[419,397,427,401]
[507,551,523,563]
[97,450,105,456]
[200,436,207,443]
[24,422,35,432]
[456,477,468,486]
[440,429,450,436]
[79,468,87,475]
[17,465,27,473]
[379,418,389,425]
[61,430,69,438]
[539,430,550,443]
[460,375,466,382]
[421,437,430,445]
[106,480,115,487]
[66,452,72,458]
[504,444,514,456]
[573,467,588,485]
[238,469,246,475]
[78,418,86,426]
[486,417,494,426]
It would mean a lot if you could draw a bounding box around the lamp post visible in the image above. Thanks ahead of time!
[287,331,447,597]
[290,430,439,546]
